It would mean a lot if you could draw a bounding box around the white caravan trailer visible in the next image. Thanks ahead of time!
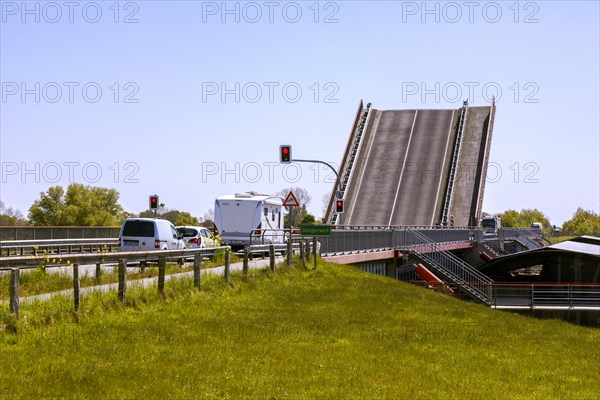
[214,192,287,249]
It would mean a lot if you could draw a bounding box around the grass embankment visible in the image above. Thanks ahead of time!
[0,251,239,300]
[546,236,576,245]
[0,259,598,399]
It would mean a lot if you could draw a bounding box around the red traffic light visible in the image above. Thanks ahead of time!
[335,199,344,213]
[279,145,292,163]
[149,195,159,209]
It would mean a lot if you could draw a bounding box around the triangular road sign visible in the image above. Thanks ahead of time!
[283,191,300,207]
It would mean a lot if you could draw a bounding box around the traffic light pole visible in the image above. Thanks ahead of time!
[292,159,344,224]
[292,159,342,198]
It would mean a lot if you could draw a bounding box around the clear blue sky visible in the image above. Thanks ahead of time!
[1,1,599,225]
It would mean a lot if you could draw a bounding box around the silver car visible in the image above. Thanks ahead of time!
[176,226,215,249]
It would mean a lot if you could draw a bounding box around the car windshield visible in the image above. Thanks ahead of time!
[123,221,155,237]
[177,228,198,237]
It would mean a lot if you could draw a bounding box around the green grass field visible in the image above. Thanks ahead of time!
[1,259,598,399]
[546,235,576,245]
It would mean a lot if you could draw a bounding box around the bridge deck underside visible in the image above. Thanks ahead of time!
[341,105,493,227]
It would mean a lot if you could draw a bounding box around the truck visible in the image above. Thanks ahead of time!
[481,216,501,234]
[214,192,287,250]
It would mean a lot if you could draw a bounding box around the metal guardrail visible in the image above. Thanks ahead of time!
[248,228,288,246]
[489,283,600,310]
[0,246,231,269]
[0,238,119,257]
[0,226,120,241]
[3,242,313,319]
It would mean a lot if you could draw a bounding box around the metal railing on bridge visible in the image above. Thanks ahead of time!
[319,225,481,255]
[403,228,493,305]
[489,283,600,310]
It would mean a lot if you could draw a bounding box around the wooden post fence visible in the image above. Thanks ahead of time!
[287,228,293,268]
[243,247,249,278]
[194,253,201,289]
[158,256,166,295]
[118,259,126,304]
[95,262,102,280]
[313,237,318,270]
[299,241,305,268]
[269,245,275,272]
[9,268,19,319]
[73,263,80,312]
[224,249,230,284]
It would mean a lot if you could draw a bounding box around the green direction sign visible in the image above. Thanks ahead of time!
[300,225,331,236]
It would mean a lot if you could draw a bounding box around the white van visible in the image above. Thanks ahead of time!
[531,222,543,230]
[214,192,287,249]
[119,218,185,251]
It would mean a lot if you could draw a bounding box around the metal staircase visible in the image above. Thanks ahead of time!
[480,242,504,258]
[441,100,469,226]
[403,228,493,305]
[330,103,372,225]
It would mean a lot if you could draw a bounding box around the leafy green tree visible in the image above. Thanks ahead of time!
[28,184,125,226]
[496,209,520,227]
[495,208,551,232]
[174,212,201,226]
[300,213,317,225]
[562,208,600,236]
[519,209,551,231]
[138,209,201,226]
[28,186,66,225]
[0,201,28,226]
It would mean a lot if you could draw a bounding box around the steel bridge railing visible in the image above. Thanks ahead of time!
[489,283,600,310]
[319,225,480,255]
[0,238,119,257]
[402,228,493,305]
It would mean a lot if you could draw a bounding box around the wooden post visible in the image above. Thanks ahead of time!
[158,256,166,295]
[73,263,80,312]
[9,268,19,319]
[313,237,318,270]
[193,252,201,289]
[287,228,293,268]
[243,247,249,278]
[118,259,126,304]
[95,262,102,280]
[305,240,310,260]
[269,245,275,273]
[224,249,231,284]
[299,241,305,268]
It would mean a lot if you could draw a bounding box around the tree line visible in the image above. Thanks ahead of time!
[0,184,318,229]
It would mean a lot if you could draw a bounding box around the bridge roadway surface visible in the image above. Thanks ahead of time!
[4,256,283,305]
[332,103,494,227]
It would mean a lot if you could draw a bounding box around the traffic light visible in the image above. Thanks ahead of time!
[335,199,344,213]
[149,195,159,210]
[279,145,292,163]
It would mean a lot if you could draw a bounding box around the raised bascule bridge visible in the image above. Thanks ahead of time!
[325,100,495,227]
